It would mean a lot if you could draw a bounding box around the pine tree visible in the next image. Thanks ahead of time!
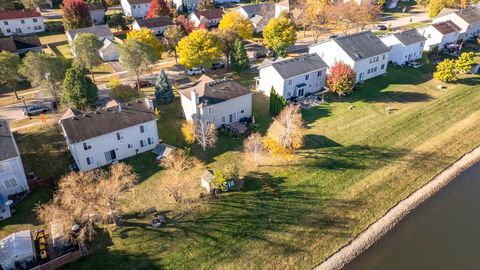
[269,88,287,115]
[231,38,249,72]
[62,66,98,110]
[154,70,174,105]
[269,88,276,115]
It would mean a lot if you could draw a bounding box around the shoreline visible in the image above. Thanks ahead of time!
[314,145,480,270]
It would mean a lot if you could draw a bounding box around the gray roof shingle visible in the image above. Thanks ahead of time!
[263,53,328,79]
[0,120,18,161]
[60,99,157,143]
[135,16,173,28]
[66,25,113,41]
[393,29,427,45]
[454,8,480,23]
[432,20,461,34]
[238,3,274,17]
[333,31,390,61]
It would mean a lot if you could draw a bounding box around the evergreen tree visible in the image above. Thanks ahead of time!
[269,88,287,115]
[154,70,174,105]
[231,38,249,72]
[62,66,98,110]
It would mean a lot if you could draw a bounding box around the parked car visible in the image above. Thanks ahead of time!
[328,35,338,39]
[253,51,267,58]
[187,67,204,75]
[377,24,387,30]
[130,81,152,89]
[407,61,423,68]
[211,62,225,70]
[23,104,49,116]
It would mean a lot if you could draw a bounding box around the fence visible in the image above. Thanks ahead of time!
[31,250,83,270]
[28,177,55,189]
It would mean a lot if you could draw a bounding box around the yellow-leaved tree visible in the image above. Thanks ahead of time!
[264,104,304,155]
[126,28,163,59]
[263,17,296,57]
[177,29,221,69]
[218,12,254,39]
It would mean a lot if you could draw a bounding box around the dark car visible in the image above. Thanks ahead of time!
[377,24,387,30]
[253,51,267,58]
[211,62,225,70]
[328,35,339,39]
[23,104,50,116]
[131,81,152,89]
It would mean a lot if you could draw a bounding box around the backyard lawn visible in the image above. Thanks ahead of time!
[59,60,480,269]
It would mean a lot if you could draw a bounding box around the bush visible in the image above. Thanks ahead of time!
[433,59,458,83]
[110,83,143,101]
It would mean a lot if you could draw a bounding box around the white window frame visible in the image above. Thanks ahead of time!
[116,132,124,140]
[208,107,214,115]
[4,178,17,189]
[86,156,95,165]
[0,162,11,174]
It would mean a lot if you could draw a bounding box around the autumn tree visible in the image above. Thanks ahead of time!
[63,0,92,30]
[126,28,163,59]
[147,0,170,18]
[194,119,217,151]
[62,65,98,110]
[265,104,304,154]
[0,52,22,100]
[119,39,159,90]
[327,1,357,34]
[434,59,458,82]
[108,79,142,101]
[428,0,456,18]
[21,0,43,9]
[244,132,266,168]
[218,12,254,39]
[19,52,69,103]
[176,15,195,34]
[455,52,475,74]
[181,120,196,144]
[197,0,214,10]
[35,163,137,243]
[326,62,356,97]
[72,33,103,82]
[177,29,221,69]
[108,13,127,30]
[354,2,382,31]
[154,70,174,104]
[230,38,249,72]
[164,25,185,63]
[297,0,329,42]
[215,29,238,69]
[263,17,296,57]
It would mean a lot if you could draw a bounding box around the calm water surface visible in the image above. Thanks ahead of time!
[344,162,480,270]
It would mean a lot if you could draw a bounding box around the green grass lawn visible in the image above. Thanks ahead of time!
[60,59,480,269]
[55,44,73,59]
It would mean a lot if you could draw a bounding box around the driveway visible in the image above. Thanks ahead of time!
[0,99,51,121]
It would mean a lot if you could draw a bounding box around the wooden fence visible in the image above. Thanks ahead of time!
[32,250,83,270]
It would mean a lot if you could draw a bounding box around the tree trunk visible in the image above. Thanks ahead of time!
[174,50,178,63]
[14,89,19,100]
[135,71,140,91]
[90,67,96,82]
[225,52,230,70]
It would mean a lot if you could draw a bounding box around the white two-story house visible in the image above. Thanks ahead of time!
[235,4,275,33]
[0,9,44,37]
[132,16,173,36]
[189,10,224,28]
[59,98,159,172]
[0,120,29,202]
[433,8,480,41]
[256,53,328,100]
[380,29,427,65]
[418,20,461,51]
[309,31,390,82]
[120,0,150,18]
[179,75,253,128]
[88,2,106,25]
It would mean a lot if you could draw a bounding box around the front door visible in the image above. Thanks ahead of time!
[298,88,305,97]
[104,150,116,162]
[229,113,237,123]
[358,72,364,81]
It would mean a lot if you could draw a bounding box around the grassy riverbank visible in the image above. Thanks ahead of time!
[58,58,480,270]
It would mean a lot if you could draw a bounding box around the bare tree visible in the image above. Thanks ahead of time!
[35,163,137,243]
[195,120,217,151]
[160,149,203,177]
[244,132,266,168]
[297,0,330,42]
[266,104,305,151]
[353,2,381,31]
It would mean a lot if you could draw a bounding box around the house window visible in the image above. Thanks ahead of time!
[116,132,124,140]
[147,137,154,145]
[4,178,17,189]
[140,139,146,147]
[287,92,291,97]
[33,18,38,23]
[305,74,309,80]
[20,19,25,24]
[104,150,116,162]
[206,120,212,126]
[83,142,92,150]
[317,70,322,77]
[133,5,136,8]
[208,107,214,115]
[86,156,95,165]
[420,42,424,47]
[383,54,386,60]
[288,80,292,85]
[0,162,11,174]
[241,109,245,114]
[221,116,226,123]
[3,21,8,25]
[6,29,10,33]
[140,125,147,133]
[381,64,385,70]
[128,144,133,148]
[427,34,431,38]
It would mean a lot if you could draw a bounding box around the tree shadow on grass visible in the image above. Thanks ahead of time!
[303,134,342,149]
[302,104,332,125]
[124,151,160,184]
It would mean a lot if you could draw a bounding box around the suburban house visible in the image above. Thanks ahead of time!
[132,16,173,36]
[256,53,328,100]
[120,0,150,18]
[0,36,42,55]
[380,29,427,65]
[59,98,159,172]
[0,120,29,204]
[66,24,114,43]
[0,9,44,36]
[179,75,253,128]
[235,4,275,33]
[99,39,119,61]
[433,8,480,41]
[173,0,198,11]
[309,31,390,82]
[418,20,461,51]
[88,2,106,25]
[189,9,224,28]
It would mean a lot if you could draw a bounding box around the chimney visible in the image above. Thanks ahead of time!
[144,96,154,110]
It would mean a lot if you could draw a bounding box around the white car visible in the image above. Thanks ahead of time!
[187,67,204,75]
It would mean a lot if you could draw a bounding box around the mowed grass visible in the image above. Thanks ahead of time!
[60,61,480,269]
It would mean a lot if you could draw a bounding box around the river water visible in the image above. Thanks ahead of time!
[343,162,480,270]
